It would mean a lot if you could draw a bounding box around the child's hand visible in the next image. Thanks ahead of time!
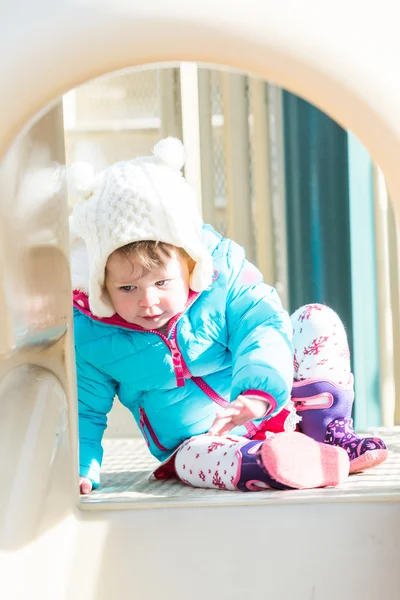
[79,477,93,494]
[208,395,270,436]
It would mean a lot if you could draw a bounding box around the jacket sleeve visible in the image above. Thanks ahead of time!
[75,347,117,488]
[225,244,294,416]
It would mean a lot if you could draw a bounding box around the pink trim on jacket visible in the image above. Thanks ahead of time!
[139,407,169,452]
[191,377,230,409]
[241,389,277,417]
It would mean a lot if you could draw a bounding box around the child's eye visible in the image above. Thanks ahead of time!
[120,285,136,292]
[155,280,169,287]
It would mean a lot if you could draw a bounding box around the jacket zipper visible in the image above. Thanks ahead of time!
[139,406,169,452]
[157,291,199,387]
[165,308,256,434]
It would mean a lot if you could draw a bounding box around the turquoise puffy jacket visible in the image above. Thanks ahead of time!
[74,226,294,486]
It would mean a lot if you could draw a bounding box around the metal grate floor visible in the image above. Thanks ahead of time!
[81,428,400,509]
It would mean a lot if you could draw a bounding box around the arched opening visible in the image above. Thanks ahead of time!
[2,5,400,598]
[1,59,399,510]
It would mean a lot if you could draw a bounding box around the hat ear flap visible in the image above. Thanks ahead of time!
[69,215,81,247]
[88,258,116,318]
[189,253,214,292]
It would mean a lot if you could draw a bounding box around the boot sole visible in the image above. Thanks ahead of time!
[261,432,349,489]
[349,449,389,474]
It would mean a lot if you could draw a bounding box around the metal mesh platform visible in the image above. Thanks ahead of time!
[81,428,400,509]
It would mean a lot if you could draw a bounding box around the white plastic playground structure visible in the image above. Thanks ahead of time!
[1,1,400,599]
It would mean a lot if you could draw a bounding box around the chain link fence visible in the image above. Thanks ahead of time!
[64,68,168,188]
[74,69,161,123]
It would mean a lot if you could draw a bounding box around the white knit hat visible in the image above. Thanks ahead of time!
[69,138,213,318]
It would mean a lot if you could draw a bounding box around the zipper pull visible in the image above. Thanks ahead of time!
[168,338,185,387]
[168,338,181,364]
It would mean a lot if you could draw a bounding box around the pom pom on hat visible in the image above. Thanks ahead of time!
[153,137,186,171]
[67,161,96,199]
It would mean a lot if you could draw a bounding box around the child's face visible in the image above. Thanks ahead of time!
[105,248,191,329]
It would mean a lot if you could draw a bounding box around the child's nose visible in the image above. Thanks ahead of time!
[139,287,160,307]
